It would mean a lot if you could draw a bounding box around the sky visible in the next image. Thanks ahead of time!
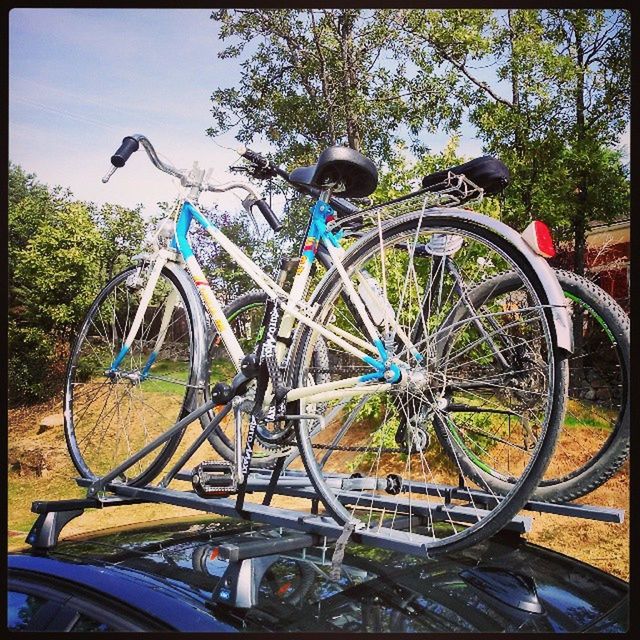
[9,8,630,218]
[9,9,256,215]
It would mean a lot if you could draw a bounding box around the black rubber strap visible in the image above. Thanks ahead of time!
[330,520,357,581]
[262,457,286,506]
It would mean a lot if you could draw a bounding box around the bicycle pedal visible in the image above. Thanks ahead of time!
[191,461,238,498]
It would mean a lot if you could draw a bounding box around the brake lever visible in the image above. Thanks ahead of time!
[102,165,118,184]
[241,196,261,235]
[229,164,251,175]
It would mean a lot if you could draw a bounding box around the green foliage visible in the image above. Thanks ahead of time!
[14,201,105,335]
[8,322,58,404]
[8,163,149,405]
[208,9,461,169]
[403,8,629,266]
[91,202,146,280]
[8,162,49,209]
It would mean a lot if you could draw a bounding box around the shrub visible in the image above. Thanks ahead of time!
[8,323,58,406]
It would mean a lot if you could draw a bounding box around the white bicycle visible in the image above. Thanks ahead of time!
[64,134,571,557]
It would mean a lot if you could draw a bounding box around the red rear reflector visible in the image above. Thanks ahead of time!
[210,547,220,560]
[522,221,556,258]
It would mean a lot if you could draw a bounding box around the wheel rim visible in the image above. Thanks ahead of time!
[293,218,560,552]
[65,268,195,482]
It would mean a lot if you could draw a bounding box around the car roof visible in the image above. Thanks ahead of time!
[9,515,628,633]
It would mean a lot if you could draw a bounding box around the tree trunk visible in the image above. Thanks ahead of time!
[571,16,588,391]
[507,10,532,218]
[339,10,361,151]
[309,10,337,145]
[573,19,587,278]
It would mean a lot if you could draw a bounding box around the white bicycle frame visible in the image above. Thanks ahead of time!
[110,198,415,406]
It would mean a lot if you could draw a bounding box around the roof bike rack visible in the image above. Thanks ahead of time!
[26,465,624,553]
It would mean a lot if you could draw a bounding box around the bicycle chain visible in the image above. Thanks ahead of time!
[311,443,404,454]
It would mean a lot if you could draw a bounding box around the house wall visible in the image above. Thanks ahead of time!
[550,221,630,314]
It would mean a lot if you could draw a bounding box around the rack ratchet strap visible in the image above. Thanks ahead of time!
[262,457,287,507]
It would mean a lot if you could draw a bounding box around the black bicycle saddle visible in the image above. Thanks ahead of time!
[289,146,378,199]
[422,156,510,196]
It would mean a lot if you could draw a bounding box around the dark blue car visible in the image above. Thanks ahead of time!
[8,516,628,632]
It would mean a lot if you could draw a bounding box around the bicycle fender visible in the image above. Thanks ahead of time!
[424,208,573,354]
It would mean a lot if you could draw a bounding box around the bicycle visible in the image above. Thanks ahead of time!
[437,267,629,503]
[206,151,628,503]
[64,134,570,557]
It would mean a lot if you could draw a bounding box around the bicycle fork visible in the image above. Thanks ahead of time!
[108,250,173,375]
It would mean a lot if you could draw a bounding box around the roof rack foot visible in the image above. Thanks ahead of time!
[26,509,84,551]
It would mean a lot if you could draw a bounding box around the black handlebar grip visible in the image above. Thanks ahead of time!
[253,199,283,232]
[242,147,263,163]
[111,136,140,167]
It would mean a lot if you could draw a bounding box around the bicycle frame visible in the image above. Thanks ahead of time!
[108,197,417,405]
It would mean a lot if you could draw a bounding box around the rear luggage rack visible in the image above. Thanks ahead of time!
[333,171,485,233]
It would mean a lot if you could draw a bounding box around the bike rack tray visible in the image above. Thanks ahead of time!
[242,469,625,524]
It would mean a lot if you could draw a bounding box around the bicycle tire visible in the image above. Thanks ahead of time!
[435,269,628,502]
[64,263,207,486]
[289,212,568,556]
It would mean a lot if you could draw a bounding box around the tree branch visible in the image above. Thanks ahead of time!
[439,45,513,108]
[400,20,513,108]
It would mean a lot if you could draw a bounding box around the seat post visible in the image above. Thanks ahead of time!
[319,188,333,203]
[297,187,333,257]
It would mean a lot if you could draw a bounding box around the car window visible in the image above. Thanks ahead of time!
[7,591,47,630]
[9,573,155,632]
[69,613,114,632]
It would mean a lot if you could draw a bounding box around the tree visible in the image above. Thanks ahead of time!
[542,9,630,275]
[9,165,150,406]
[91,202,146,281]
[14,200,104,337]
[208,9,461,169]
[8,162,48,209]
[403,9,630,272]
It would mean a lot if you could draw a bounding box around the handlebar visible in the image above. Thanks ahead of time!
[103,134,283,231]
[237,145,360,219]
[111,136,140,167]
[253,199,282,232]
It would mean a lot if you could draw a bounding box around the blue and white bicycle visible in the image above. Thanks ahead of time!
[64,134,571,556]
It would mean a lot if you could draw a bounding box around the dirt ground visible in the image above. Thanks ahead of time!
[7,398,629,581]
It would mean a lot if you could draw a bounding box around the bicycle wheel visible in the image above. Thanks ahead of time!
[204,290,330,467]
[289,212,567,556]
[64,263,207,485]
[203,290,286,467]
[436,269,628,502]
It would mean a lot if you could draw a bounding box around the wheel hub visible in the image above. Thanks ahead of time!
[105,369,142,384]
